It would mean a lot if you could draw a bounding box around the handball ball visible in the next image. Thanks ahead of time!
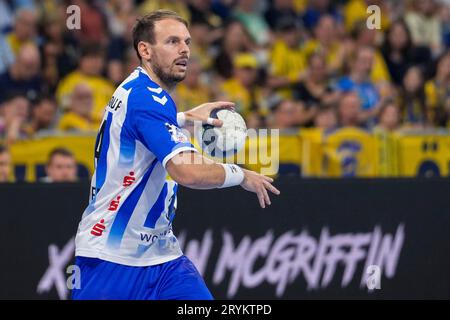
[197,109,247,158]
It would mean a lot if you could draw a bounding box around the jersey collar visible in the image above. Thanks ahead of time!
[137,66,153,81]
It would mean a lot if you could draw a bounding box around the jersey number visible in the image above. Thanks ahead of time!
[94,119,107,163]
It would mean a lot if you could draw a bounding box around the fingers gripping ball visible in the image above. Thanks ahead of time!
[197,109,247,158]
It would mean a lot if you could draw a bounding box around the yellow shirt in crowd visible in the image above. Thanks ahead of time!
[174,83,211,112]
[56,71,114,126]
[425,80,450,126]
[220,78,266,119]
[6,33,31,55]
[301,40,389,83]
[57,112,98,132]
[344,0,390,32]
[269,40,306,98]
[301,39,341,69]
[372,50,391,83]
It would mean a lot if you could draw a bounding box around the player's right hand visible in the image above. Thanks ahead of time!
[240,169,280,208]
[184,101,235,127]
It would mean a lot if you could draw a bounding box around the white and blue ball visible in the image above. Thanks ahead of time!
[197,109,247,158]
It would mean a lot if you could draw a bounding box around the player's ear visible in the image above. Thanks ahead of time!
[138,41,152,61]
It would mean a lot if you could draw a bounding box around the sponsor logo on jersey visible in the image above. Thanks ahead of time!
[108,196,121,211]
[123,171,135,187]
[90,220,106,236]
[165,123,189,143]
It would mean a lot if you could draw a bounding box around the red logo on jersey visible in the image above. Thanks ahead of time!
[123,171,135,187]
[91,219,106,236]
[108,196,121,211]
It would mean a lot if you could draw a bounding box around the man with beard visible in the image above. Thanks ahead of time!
[72,10,279,300]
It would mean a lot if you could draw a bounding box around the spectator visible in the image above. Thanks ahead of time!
[0,145,12,183]
[106,7,137,86]
[344,0,391,33]
[232,0,271,46]
[5,8,38,55]
[0,94,31,145]
[213,20,255,79]
[57,83,97,132]
[351,19,391,84]
[188,0,223,29]
[220,53,267,128]
[405,0,443,56]
[335,46,381,126]
[71,0,108,46]
[374,99,402,133]
[301,15,344,75]
[0,43,41,103]
[292,53,339,126]
[189,0,225,70]
[104,0,135,38]
[381,20,431,85]
[42,147,78,183]
[24,95,57,137]
[338,92,363,128]
[267,98,303,129]
[56,43,114,125]
[264,0,299,30]
[267,16,305,97]
[302,0,342,31]
[189,20,215,72]
[40,13,79,92]
[425,51,450,126]
[314,106,338,132]
[399,66,428,128]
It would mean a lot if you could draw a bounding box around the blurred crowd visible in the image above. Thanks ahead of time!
[0,0,449,149]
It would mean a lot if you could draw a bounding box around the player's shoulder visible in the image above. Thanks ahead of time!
[123,67,173,111]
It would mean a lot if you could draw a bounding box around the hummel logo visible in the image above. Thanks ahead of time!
[147,86,163,94]
[153,95,168,105]
[147,86,167,105]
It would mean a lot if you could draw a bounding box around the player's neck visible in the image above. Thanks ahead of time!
[140,63,176,93]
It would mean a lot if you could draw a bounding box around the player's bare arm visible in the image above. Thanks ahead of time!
[166,151,280,208]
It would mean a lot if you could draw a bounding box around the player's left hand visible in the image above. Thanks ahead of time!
[183,101,235,127]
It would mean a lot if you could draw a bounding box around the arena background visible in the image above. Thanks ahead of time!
[1,0,450,299]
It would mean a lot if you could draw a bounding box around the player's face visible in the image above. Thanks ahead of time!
[46,155,77,182]
[149,19,191,87]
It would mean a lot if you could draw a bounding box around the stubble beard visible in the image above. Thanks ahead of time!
[151,60,186,91]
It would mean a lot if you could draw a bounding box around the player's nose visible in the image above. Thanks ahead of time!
[179,43,189,56]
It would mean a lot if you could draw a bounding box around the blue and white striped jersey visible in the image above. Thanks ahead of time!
[75,67,197,266]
